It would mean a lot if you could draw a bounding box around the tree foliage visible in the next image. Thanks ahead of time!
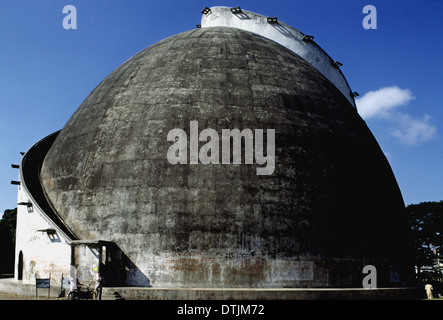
[406,201,442,283]
[0,208,17,274]
[0,208,17,243]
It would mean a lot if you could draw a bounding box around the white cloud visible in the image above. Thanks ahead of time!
[390,114,437,145]
[356,86,415,119]
[355,86,437,145]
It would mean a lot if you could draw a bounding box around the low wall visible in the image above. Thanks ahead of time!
[103,286,422,300]
[0,278,422,300]
[0,278,65,298]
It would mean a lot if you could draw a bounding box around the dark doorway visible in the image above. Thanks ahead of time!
[17,251,23,280]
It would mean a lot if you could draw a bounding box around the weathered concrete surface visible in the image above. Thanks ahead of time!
[40,27,414,288]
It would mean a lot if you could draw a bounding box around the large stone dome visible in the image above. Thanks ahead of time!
[40,27,412,288]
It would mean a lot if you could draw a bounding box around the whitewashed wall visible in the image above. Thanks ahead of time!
[14,170,72,286]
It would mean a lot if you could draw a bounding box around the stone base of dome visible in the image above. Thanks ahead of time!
[101,286,421,300]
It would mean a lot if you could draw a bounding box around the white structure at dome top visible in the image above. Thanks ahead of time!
[201,6,357,108]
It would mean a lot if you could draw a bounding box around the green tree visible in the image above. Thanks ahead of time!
[0,208,17,275]
[406,201,442,284]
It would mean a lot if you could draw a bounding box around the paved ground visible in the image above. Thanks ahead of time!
[0,291,60,300]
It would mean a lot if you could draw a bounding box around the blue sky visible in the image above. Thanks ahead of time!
[1,0,442,216]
